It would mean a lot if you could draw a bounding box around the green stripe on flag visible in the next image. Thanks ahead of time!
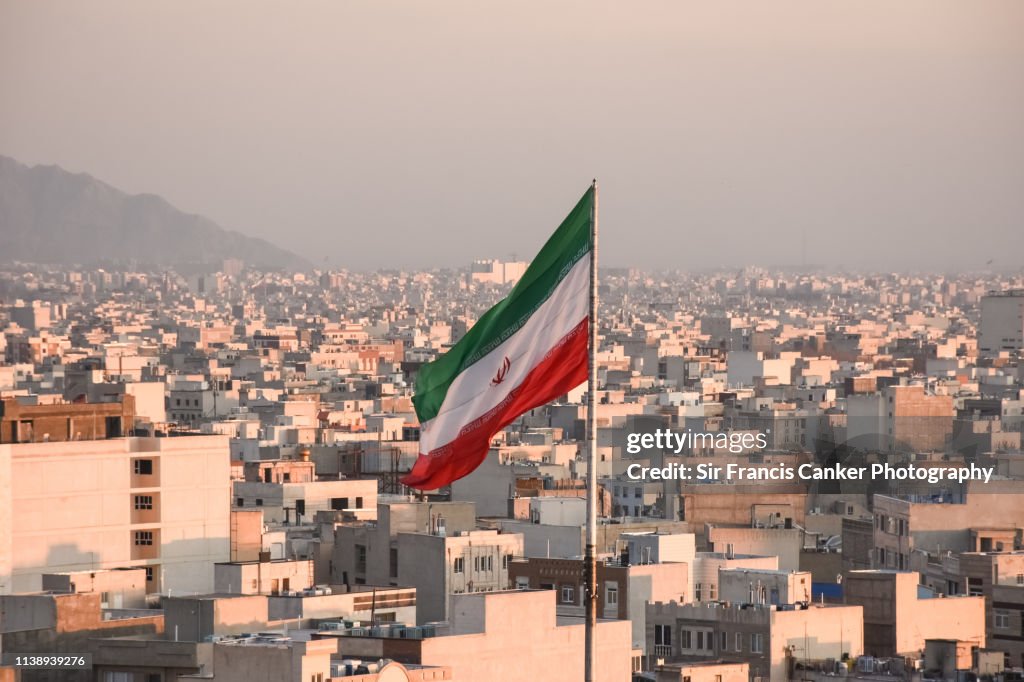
[412,186,593,424]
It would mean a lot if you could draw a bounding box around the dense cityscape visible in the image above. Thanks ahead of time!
[1,259,1024,681]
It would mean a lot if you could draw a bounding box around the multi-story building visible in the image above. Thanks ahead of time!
[979,290,1024,357]
[0,434,231,594]
[844,570,985,658]
[0,395,135,443]
[233,476,377,525]
[333,500,523,624]
[646,599,863,680]
[508,555,688,652]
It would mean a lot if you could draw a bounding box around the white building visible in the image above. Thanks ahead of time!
[0,434,231,595]
[979,291,1024,357]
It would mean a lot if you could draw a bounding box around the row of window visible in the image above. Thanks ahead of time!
[543,582,619,606]
[876,547,909,570]
[653,624,764,654]
[876,513,908,536]
[694,583,717,601]
[613,486,644,498]
[453,554,513,574]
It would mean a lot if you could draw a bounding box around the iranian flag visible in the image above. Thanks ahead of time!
[401,187,594,490]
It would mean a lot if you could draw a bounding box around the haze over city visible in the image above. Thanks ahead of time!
[5,4,1024,681]
[3,1,1024,271]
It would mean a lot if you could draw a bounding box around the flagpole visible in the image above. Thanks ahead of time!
[584,179,599,682]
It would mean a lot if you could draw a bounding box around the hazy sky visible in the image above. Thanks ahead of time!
[2,1,1023,271]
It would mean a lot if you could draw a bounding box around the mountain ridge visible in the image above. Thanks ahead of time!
[0,155,311,271]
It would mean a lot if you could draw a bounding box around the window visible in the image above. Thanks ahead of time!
[752,633,764,653]
[735,632,742,651]
[503,554,512,569]
[720,632,727,650]
[390,548,398,578]
[706,632,714,651]
[145,566,154,582]
[996,610,1010,629]
[133,459,153,475]
[237,497,244,507]
[331,497,349,511]
[355,544,367,573]
[355,496,364,507]
[255,498,263,507]
[606,584,618,606]
[1017,574,1023,586]
[967,577,984,597]
[453,557,464,573]
[486,555,493,571]
[634,487,642,498]
[655,624,673,646]
[134,531,153,546]
[681,629,691,649]
[561,585,575,604]
[709,583,717,600]
[134,495,153,510]
[695,584,702,601]
[696,631,704,650]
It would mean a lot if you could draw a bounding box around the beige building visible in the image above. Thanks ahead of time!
[656,661,749,682]
[0,435,231,595]
[234,477,377,525]
[318,589,633,682]
[214,558,316,595]
[866,489,1024,572]
[334,501,522,624]
[647,599,863,681]
[41,567,148,609]
[846,384,954,453]
[844,570,985,658]
[718,568,812,606]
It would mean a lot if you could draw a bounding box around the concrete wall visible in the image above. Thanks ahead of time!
[3,435,230,594]
[770,605,864,680]
[845,571,985,657]
[398,530,523,624]
[719,569,811,606]
[692,554,778,603]
[41,568,147,608]
[419,590,632,682]
[214,560,314,595]
[708,527,803,572]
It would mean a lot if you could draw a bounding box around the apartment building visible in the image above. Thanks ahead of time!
[844,570,985,658]
[333,501,522,624]
[646,599,863,680]
[0,434,231,594]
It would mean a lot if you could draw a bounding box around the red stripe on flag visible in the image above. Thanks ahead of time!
[401,317,589,490]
